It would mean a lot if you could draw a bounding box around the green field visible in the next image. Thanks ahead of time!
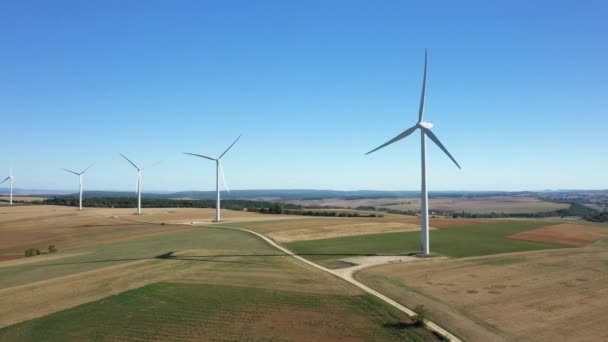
[0,227,285,289]
[0,282,437,341]
[285,221,571,268]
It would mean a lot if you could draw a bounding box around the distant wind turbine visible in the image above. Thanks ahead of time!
[1,168,15,205]
[184,135,241,222]
[120,154,160,215]
[365,50,461,255]
[62,163,94,210]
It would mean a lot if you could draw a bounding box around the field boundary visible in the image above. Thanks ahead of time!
[212,223,462,342]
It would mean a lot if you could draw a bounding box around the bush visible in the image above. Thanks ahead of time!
[413,305,427,327]
[48,245,58,253]
[24,248,41,257]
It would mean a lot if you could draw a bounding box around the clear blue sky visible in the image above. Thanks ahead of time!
[1,0,606,192]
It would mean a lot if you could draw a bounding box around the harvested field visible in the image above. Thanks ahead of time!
[288,196,569,214]
[0,205,296,257]
[0,283,438,341]
[510,223,608,246]
[242,216,495,239]
[267,222,422,243]
[356,246,608,342]
[0,196,47,203]
[0,252,90,268]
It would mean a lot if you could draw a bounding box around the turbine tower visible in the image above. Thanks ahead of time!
[184,135,241,222]
[1,168,15,205]
[62,163,94,211]
[120,154,143,215]
[365,50,460,255]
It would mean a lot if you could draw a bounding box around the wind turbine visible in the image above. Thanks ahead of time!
[1,168,15,205]
[61,163,94,211]
[120,154,160,215]
[365,50,461,255]
[184,135,241,222]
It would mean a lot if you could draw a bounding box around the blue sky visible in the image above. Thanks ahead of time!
[1,0,606,192]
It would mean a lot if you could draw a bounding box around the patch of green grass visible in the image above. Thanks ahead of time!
[0,283,437,342]
[286,221,570,267]
[0,227,281,289]
[487,290,501,295]
[466,290,478,294]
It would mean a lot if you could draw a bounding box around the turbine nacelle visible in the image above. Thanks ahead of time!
[418,122,433,129]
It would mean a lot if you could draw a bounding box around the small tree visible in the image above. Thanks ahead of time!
[413,305,427,327]
[48,245,58,253]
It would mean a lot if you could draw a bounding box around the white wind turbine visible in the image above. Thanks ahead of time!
[120,154,159,215]
[365,50,461,255]
[1,168,15,205]
[61,163,94,211]
[120,154,144,215]
[184,135,241,222]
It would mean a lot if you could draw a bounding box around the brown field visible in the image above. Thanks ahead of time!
[245,216,496,242]
[288,196,569,214]
[0,196,47,203]
[0,205,298,257]
[510,223,608,246]
[357,246,608,341]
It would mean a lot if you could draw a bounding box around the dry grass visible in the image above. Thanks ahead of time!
[510,223,608,246]
[288,196,569,214]
[357,246,608,342]
[266,221,422,243]
[245,216,496,243]
[0,205,298,257]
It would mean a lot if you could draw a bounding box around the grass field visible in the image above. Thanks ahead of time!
[356,244,608,341]
[0,205,442,341]
[285,221,570,268]
[0,282,436,341]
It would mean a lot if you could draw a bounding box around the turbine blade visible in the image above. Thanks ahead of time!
[365,125,419,155]
[81,162,95,174]
[422,127,461,169]
[218,135,242,159]
[0,177,9,185]
[61,168,80,175]
[218,161,230,193]
[183,152,216,161]
[418,49,428,123]
[120,154,140,170]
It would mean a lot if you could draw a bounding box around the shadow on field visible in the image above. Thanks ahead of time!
[382,321,420,329]
[3,252,413,270]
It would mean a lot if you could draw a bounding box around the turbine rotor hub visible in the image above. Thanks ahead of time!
[419,122,434,129]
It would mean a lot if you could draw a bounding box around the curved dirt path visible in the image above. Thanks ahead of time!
[221,225,461,342]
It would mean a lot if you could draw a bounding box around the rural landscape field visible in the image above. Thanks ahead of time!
[1,200,607,341]
[2,1,607,341]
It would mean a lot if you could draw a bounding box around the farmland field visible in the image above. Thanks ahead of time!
[284,221,570,268]
[0,205,298,258]
[356,243,608,341]
[0,206,439,341]
[288,196,569,214]
[0,282,434,341]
